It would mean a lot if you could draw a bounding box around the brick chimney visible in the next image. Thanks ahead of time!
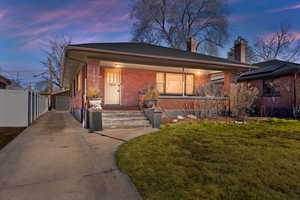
[187,37,197,52]
[234,38,246,63]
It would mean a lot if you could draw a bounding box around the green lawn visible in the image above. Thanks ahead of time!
[116,119,300,200]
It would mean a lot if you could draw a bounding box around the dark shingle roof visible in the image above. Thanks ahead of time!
[238,59,300,81]
[69,42,249,66]
[0,74,11,84]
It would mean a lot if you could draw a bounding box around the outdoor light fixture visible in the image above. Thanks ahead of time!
[196,71,202,75]
[115,64,121,68]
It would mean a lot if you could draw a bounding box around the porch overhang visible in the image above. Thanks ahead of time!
[63,46,258,88]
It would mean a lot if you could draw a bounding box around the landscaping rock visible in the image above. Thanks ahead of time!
[234,121,247,124]
[187,115,197,120]
[172,119,178,123]
[177,115,185,120]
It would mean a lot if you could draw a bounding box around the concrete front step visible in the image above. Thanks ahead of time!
[103,110,143,113]
[103,111,144,116]
[102,110,151,129]
[103,120,151,129]
[103,116,147,121]
[102,114,146,118]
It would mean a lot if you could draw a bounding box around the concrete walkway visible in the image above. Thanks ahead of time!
[0,111,156,200]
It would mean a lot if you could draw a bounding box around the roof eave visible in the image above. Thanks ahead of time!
[66,46,259,71]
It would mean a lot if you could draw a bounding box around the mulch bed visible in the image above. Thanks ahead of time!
[161,116,272,124]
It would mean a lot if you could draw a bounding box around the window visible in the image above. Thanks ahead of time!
[185,74,194,95]
[156,73,164,93]
[77,71,82,92]
[73,71,82,96]
[263,79,280,97]
[156,72,195,95]
[166,73,183,94]
[73,78,76,96]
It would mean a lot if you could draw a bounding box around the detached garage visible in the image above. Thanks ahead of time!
[51,90,70,111]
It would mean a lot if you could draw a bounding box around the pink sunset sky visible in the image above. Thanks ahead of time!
[0,0,300,85]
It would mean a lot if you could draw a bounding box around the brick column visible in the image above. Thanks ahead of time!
[86,59,102,99]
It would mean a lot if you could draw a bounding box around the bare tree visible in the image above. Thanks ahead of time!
[197,82,224,97]
[230,83,259,119]
[35,36,71,92]
[227,36,258,64]
[253,24,300,62]
[130,0,229,55]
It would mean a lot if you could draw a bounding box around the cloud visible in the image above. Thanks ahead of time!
[35,8,91,24]
[83,13,131,33]
[11,23,67,37]
[228,14,255,23]
[4,0,130,39]
[72,36,99,44]
[267,3,300,13]
[291,32,300,41]
[0,10,6,19]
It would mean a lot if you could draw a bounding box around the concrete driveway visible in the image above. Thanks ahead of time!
[0,111,155,200]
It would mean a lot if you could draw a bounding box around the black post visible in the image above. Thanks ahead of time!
[152,109,162,129]
[88,110,103,132]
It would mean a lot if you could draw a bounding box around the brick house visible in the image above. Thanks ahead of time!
[0,74,11,89]
[62,40,256,128]
[238,60,300,118]
[0,74,22,90]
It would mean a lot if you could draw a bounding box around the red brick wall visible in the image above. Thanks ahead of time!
[121,68,156,106]
[87,60,103,100]
[157,97,229,111]
[71,60,103,110]
[71,67,85,109]
[247,75,296,116]
[195,74,209,91]
[70,60,214,108]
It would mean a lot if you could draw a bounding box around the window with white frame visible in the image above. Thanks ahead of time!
[156,72,195,95]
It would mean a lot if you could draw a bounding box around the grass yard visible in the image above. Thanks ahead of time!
[117,119,300,200]
[0,127,24,150]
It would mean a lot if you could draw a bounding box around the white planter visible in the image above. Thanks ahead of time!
[89,98,102,111]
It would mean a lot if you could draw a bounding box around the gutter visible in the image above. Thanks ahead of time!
[66,46,259,70]
[294,73,297,115]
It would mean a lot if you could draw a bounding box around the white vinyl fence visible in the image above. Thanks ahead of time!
[0,90,49,127]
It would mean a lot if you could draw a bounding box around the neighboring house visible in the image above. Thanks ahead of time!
[51,89,70,111]
[238,60,300,118]
[0,74,11,89]
[0,74,22,90]
[62,40,256,128]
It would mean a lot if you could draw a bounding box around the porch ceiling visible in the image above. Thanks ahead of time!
[63,46,258,88]
[100,61,220,74]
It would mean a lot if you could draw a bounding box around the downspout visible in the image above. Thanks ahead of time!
[293,72,297,118]
[182,67,185,96]
[83,64,88,128]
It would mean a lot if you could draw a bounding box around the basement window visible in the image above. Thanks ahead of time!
[263,79,280,97]
[156,72,194,95]
[77,70,82,92]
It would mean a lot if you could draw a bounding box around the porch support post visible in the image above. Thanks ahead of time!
[182,67,185,96]
[85,59,102,128]
[223,72,233,97]
[86,59,102,98]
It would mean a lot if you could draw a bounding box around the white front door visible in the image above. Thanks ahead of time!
[105,68,121,105]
